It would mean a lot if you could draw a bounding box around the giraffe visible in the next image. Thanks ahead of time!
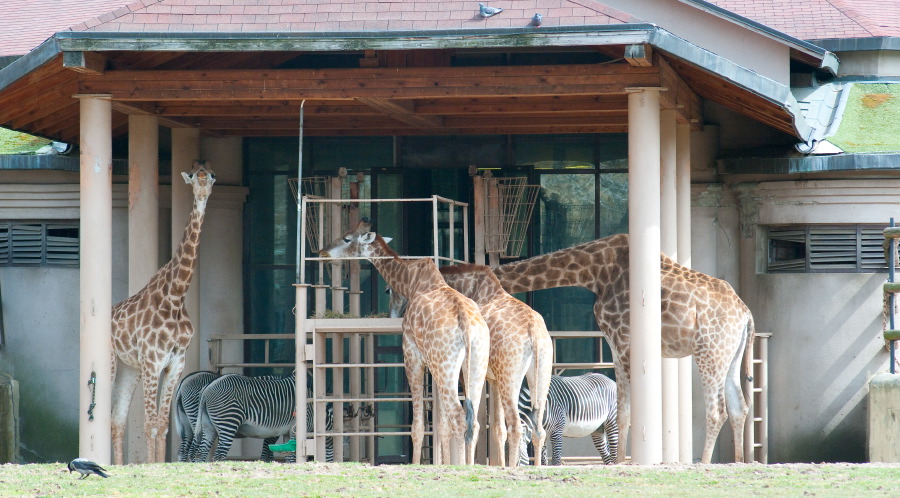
[319,220,490,465]
[110,161,215,465]
[439,264,553,467]
[492,233,755,464]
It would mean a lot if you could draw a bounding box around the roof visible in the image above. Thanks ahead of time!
[703,0,900,41]
[0,0,133,56]
[828,83,900,153]
[71,0,640,33]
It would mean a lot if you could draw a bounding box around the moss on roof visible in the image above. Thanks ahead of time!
[829,83,900,153]
[0,127,50,154]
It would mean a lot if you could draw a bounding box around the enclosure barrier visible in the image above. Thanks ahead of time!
[883,223,900,374]
[743,332,770,464]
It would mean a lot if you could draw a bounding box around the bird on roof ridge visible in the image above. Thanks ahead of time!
[479,3,503,18]
[532,13,543,27]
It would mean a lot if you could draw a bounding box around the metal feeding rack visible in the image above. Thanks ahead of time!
[482,175,540,260]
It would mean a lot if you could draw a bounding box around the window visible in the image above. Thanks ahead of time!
[0,222,79,267]
[766,225,885,273]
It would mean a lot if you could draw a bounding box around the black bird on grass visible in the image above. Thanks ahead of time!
[68,458,109,479]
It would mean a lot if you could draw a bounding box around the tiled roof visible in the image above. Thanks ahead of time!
[705,0,900,40]
[69,0,641,33]
[0,0,134,56]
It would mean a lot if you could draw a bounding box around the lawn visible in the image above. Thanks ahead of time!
[2,461,899,497]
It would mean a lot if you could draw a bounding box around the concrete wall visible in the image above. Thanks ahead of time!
[837,51,900,77]
[703,179,899,462]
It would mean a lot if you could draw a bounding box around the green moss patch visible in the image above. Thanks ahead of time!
[0,127,51,155]
[829,83,900,153]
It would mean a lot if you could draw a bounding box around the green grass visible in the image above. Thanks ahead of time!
[2,461,899,497]
[0,127,50,154]
[829,83,900,153]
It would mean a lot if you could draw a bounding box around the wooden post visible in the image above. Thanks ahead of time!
[472,169,486,266]
[294,284,309,463]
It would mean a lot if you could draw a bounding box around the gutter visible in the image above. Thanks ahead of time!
[719,153,900,175]
[0,24,828,142]
[807,37,900,53]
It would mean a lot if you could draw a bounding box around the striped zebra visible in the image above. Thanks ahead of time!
[518,373,618,466]
[190,372,334,462]
[174,370,219,462]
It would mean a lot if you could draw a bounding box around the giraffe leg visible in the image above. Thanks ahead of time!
[111,361,140,466]
[154,357,186,463]
[402,335,426,464]
[488,380,507,467]
[725,331,751,463]
[525,336,552,468]
[463,335,489,465]
[435,380,463,465]
[613,354,631,464]
[699,378,728,464]
[140,364,164,464]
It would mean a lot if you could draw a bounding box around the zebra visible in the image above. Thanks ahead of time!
[174,370,219,462]
[517,373,618,466]
[189,372,334,462]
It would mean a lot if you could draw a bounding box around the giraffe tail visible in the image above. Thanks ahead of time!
[459,306,476,444]
[743,311,756,406]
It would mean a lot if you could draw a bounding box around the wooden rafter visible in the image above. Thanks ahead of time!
[355,98,444,129]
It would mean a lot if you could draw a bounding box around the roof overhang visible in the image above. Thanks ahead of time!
[0,24,834,143]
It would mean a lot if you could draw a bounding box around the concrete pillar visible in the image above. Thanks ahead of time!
[659,109,679,464]
[77,94,113,464]
[627,88,663,465]
[125,115,159,464]
[675,123,694,464]
[171,128,201,375]
[128,115,159,293]
[295,284,309,463]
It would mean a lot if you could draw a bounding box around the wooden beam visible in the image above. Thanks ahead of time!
[355,98,444,129]
[625,44,653,67]
[62,51,107,75]
[658,55,702,129]
[109,101,196,129]
[78,63,660,101]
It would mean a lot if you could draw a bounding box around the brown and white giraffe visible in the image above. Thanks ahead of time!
[319,220,490,465]
[440,264,553,467]
[492,233,755,464]
[110,161,215,465]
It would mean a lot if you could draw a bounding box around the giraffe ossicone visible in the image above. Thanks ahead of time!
[493,233,755,464]
[319,220,490,465]
[111,160,215,465]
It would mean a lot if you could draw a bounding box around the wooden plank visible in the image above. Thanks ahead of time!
[657,55,701,126]
[78,64,661,101]
[625,44,653,67]
[414,95,628,114]
[62,51,107,75]
[355,97,444,129]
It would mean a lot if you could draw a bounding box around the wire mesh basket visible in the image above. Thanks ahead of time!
[289,176,333,252]
[484,177,540,259]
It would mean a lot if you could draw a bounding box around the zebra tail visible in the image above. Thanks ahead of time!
[743,311,756,407]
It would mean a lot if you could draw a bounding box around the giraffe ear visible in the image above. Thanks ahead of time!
[382,237,393,245]
[181,171,192,184]
[361,232,377,244]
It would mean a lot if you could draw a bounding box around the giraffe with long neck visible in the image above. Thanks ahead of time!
[440,263,553,467]
[319,220,490,465]
[110,161,215,465]
[493,233,755,464]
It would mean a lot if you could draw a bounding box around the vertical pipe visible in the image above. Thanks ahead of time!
[77,94,113,464]
[627,88,663,465]
[675,122,694,464]
[296,102,305,284]
[315,330,327,460]
[891,219,896,374]
[659,109,679,464]
[366,333,376,464]
[432,196,440,267]
[294,284,309,463]
[349,333,361,461]
[449,203,455,263]
[331,178,343,312]
[333,333,344,462]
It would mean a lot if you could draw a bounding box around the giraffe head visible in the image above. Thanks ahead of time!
[181,160,216,211]
[319,218,392,260]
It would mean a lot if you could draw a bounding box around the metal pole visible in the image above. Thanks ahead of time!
[296,100,305,284]
[891,218,896,374]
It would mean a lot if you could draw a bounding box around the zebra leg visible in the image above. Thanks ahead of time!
[549,423,564,465]
[213,425,238,462]
[605,411,620,464]
[613,356,631,464]
[261,436,278,462]
[402,336,426,464]
[591,425,614,464]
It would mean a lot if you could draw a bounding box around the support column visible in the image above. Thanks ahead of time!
[659,109,679,464]
[675,122,694,464]
[171,128,201,376]
[128,115,159,295]
[627,88,663,465]
[77,94,113,464]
